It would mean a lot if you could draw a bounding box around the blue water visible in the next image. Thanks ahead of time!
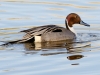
[0,0,100,75]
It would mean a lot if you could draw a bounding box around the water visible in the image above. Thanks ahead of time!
[0,0,100,75]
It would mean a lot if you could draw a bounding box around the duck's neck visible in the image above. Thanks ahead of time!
[65,20,77,35]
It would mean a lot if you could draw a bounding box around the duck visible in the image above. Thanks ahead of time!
[18,13,90,43]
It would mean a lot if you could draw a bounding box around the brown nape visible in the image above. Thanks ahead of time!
[66,13,81,27]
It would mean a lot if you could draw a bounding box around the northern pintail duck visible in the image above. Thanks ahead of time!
[19,13,90,43]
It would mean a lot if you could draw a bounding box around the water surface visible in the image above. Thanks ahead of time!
[0,0,100,75]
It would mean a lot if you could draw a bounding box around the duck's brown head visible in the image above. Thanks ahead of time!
[65,13,90,28]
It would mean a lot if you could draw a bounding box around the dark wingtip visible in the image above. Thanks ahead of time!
[20,30,28,32]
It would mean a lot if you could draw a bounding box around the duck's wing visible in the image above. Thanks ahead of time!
[20,25,57,33]
[19,25,63,42]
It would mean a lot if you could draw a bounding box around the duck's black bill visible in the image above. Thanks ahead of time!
[80,20,90,27]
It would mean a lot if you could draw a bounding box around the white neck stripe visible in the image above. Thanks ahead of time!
[66,19,77,35]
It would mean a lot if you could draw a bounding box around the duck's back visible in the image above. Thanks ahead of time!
[19,25,76,42]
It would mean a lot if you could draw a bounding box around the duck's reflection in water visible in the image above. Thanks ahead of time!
[23,40,90,57]
[67,55,84,65]
[0,40,90,62]
[67,55,84,60]
[24,40,73,50]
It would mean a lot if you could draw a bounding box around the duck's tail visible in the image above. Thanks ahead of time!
[0,40,23,46]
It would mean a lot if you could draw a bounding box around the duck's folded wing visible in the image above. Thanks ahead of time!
[20,25,57,33]
[19,25,60,42]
